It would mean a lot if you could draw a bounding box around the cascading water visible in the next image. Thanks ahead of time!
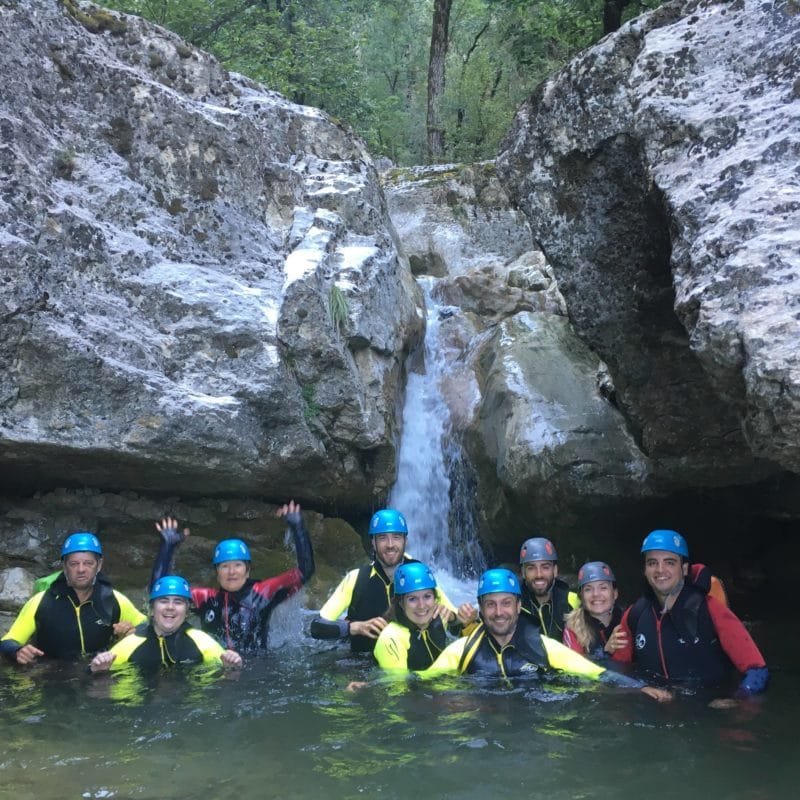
[388,277,485,605]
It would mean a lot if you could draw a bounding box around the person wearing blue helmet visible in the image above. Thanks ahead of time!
[612,530,769,698]
[90,575,242,672]
[1,533,146,665]
[310,509,467,653]
[373,562,473,672]
[421,568,672,702]
[149,501,313,654]
[518,536,579,638]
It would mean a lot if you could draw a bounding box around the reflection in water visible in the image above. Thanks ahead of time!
[0,637,796,800]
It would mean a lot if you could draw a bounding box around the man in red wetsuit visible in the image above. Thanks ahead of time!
[612,529,768,696]
[150,501,313,654]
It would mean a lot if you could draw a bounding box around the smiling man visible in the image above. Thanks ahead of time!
[0,533,146,665]
[310,509,431,653]
[518,537,579,638]
[612,529,769,696]
[421,568,670,701]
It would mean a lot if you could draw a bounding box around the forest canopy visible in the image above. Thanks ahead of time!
[102,0,658,165]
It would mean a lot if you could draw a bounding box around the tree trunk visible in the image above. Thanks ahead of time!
[426,0,453,163]
[603,0,632,34]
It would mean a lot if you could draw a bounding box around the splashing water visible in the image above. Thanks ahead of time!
[389,278,485,605]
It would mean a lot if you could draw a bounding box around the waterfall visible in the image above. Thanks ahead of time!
[388,278,485,605]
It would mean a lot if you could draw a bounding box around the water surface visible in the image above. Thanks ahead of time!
[1,619,794,800]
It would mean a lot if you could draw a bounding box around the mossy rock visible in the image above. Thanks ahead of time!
[62,1,128,35]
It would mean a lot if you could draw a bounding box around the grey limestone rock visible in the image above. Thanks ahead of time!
[497,0,799,494]
[0,1,422,512]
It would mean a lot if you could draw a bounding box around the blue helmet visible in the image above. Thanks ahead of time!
[369,509,408,536]
[150,575,192,602]
[577,561,616,588]
[519,537,557,564]
[477,568,521,598]
[61,532,103,558]
[394,562,436,595]
[212,538,252,565]
[641,529,689,558]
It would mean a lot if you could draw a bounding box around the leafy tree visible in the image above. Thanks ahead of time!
[103,0,661,165]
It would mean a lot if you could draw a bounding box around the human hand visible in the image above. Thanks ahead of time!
[709,697,739,710]
[432,603,455,623]
[112,621,135,638]
[349,617,387,639]
[346,681,369,692]
[15,644,45,665]
[155,517,189,546]
[220,649,243,668]
[604,624,629,654]
[90,651,117,673]
[276,500,302,527]
[640,686,673,703]
[457,603,478,626]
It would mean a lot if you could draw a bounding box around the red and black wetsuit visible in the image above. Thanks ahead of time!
[613,567,767,693]
[563,605,623,661]
[151,512,314,654]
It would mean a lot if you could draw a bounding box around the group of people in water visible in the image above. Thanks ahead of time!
[0,503,769,703]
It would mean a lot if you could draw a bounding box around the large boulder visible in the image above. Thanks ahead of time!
[497,0,800,495]
[0,0,422,513]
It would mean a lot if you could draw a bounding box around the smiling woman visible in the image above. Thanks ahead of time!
[89,575,242,672]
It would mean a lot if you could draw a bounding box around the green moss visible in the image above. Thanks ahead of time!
[53,145,77,179]
[301,384,320,424]
[62,0,127,35]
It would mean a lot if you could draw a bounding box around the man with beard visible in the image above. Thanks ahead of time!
[518,537,579,638]
[422,568,671,702]
[311,509,467,654]
[1,533,146,665]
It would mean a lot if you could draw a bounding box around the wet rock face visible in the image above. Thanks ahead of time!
[0,1,422,511]
[497,0,800,489]
[0,488,364,612]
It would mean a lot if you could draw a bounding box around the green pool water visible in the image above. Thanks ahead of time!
[0,618,794,800]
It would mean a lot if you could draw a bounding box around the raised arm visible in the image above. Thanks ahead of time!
[276,501,314,584]
[149,517,189,591]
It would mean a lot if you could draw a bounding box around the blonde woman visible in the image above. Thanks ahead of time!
[563,561,628,661]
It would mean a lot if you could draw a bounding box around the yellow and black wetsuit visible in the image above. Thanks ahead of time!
[520,577,579,638]
[106,621,225,669]
[0,572,146,662]
[374,609,461,672]
[310,556,458,653]
[421,614,645,688]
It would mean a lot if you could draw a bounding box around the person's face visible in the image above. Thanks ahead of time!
[644,550,687,598]
[480,592,521,639]
[521,560,557,598]
[373,533,406,568]
[63,552,102,593]
[580,580,617,618]
[400,589,436,628]
[151,596,188,636]
[216,560,250,592]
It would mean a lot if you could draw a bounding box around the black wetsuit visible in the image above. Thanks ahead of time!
[151,511,314,653]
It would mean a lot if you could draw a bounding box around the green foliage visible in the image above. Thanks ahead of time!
[301,384,320,424]
[102,0,662,165]
[329,285,350,338]
[52,145,77,179]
